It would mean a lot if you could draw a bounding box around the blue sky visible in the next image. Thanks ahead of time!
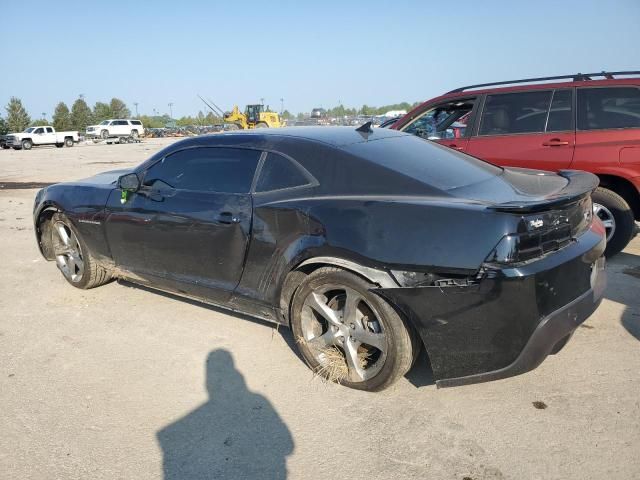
[1,0,639,119]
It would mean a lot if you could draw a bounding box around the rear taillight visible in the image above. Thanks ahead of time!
[486,196,593,265]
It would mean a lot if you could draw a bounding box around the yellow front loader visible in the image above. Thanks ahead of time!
[224,104,283,129]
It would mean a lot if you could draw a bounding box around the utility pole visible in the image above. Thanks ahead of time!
[42,112,46,121]
[133,102,139,117]
[280,98,284,114]
[260,97,265,106]
[168,102,174,120]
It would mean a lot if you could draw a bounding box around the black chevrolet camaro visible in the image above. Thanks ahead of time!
[33,126,606,391]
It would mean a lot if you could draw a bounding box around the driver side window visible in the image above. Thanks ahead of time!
[143,147,261,193]
[403,99,475,140]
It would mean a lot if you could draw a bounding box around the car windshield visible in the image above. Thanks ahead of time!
[99,120,110,125]
[24,127,35,133]
[344,134,502,190]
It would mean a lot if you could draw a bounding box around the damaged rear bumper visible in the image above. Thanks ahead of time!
[374,225,606,388]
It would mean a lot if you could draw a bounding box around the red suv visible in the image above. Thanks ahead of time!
[392,71,640,256]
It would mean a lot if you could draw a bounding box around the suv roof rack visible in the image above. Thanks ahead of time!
[447,70,640,93]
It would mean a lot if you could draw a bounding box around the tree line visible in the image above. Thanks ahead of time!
[0,97,420,135]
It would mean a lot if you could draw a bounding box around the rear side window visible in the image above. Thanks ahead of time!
[255,153,312,192]
[479,91,552,135]
[46,127,53,133]
[577,87,640,130]
[144,147,260,193]
[131,120,142,125]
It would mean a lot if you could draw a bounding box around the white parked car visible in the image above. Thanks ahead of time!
[4,126,79,150]
[86,119,144,139]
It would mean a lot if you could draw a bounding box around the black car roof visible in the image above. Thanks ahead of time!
[195,126,411,147]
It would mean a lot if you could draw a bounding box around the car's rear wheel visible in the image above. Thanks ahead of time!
[50,213,112,289]
[291,267,416,391]
[64,137,73,147]
[592,187,635,257]
[22,139,32,150]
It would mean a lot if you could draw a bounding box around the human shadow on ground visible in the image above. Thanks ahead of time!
[157,349,294,479]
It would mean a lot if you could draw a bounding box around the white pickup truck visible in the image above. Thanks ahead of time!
[4,126,80,150]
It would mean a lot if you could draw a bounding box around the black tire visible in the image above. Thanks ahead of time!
[22,139,32,150]
[290,267,416,391]
[13,146,21,150]
[255,122,269,128]
[64,137,74,147]
[55,143,63,148]
[131,129,139,139]
[49,213,113,289]
[592,187,635,257]
[100,129,109,140]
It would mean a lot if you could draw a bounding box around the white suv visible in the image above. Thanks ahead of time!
[86,119,144,139]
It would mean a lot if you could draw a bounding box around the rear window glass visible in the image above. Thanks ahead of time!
[577,87,640,130]
[480,91,552,135]
[131,120,142,125]
[255,153,311,192]
[344,135,501,190]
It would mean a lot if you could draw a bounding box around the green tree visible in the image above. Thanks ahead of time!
[0,116,8,135]
[32,119,49,126]
[71,98,92,132]
[110,98,131,118]
[52,102,72,131]
[281,109,293,120]
[92,102,112,122]
[5,97,31,132]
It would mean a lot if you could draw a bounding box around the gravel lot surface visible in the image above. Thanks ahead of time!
[1,139,639,479]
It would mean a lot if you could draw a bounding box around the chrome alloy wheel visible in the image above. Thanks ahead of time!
[52,221,85,283]
[593,202,616,242]
[300,285,387,382]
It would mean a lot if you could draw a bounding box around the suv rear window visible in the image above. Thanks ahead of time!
[479,91,552,135]
[577,87,640,130]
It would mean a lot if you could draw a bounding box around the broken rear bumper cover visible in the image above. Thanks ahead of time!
[374,224,606,388]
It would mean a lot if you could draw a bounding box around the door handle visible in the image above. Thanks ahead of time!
[542,139,570,147]
[217,211,240,224]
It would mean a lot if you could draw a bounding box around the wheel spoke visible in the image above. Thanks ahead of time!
[55,223,71,246]
[306,292,342,327]
[342,288,361,324]
[352,329,386,352]
[71,254,84,275]
[343,338,365,381]
[602,219,614,229]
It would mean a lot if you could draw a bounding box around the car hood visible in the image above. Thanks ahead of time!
[71,168,133,186]
[449,167,598,211]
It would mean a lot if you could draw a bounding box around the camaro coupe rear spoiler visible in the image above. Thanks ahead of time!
[488,170,599,213]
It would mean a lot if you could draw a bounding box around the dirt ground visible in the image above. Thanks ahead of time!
[1,139,639,480]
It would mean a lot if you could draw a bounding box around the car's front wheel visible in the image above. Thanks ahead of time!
[22,139,32,150]
[592,187,635,257]
[64,137,74,147]
[291,267,417,391]
[49,213,112,289]
[100,129,109,139]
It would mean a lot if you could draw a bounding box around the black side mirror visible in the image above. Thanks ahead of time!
[118,173,140,192]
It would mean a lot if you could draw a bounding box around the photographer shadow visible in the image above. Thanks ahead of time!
[157,349,293,479]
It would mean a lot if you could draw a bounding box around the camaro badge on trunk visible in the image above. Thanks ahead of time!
[529,218,544,229]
